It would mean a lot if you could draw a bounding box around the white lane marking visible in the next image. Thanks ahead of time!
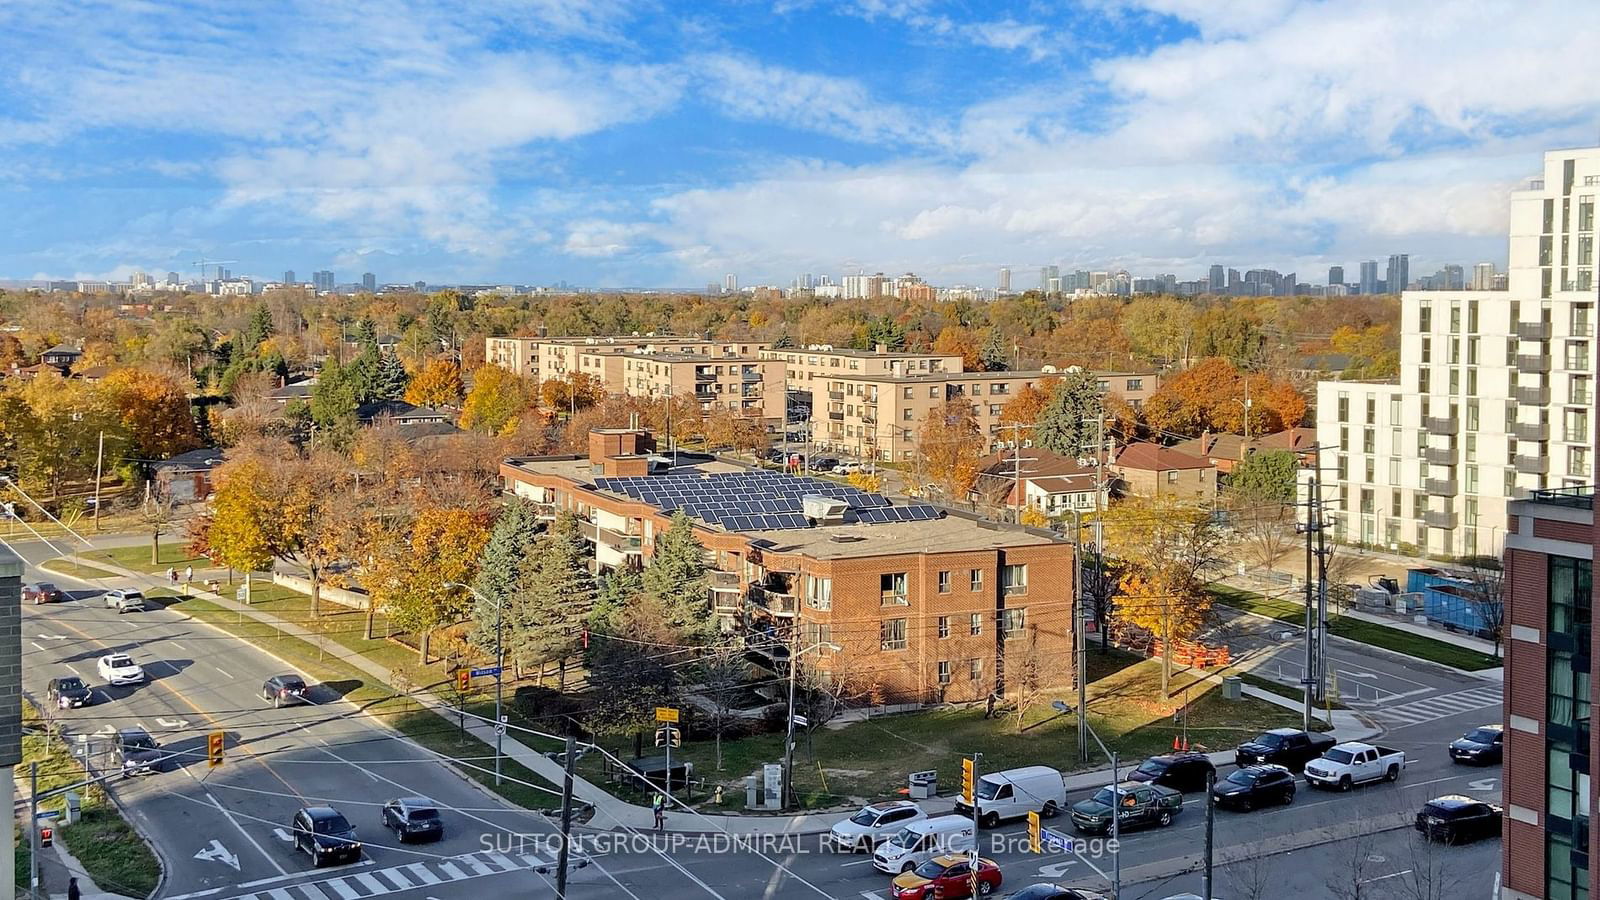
[378,867,414,889]
[263,889,293,900]
[1360,870,1414,885]
[482,851,519,871]
[839,858,876,866]
[273,827,295,843]
[457,854,495,876]
[405,862,441,885]
[297,885,332,900]
[215,666,234,679]
[325,879,361,900]
[352,872,387,893]
[207,792,287,875]
[1469,777,1500,791]
[437,861,466,880]
[170,642,186,652]
[29,641,46,652]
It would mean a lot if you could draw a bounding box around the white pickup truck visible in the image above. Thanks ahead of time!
[1303,741,1406,791]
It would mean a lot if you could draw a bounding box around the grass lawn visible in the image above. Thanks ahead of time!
[1207,584,1501,671]
[176,596,562,811]
[21,711,161,898]
[37,559,117,581]
[580,648,1312,811]
[83,542,208,574]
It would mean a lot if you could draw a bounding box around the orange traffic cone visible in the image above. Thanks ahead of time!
[1172,736,1181,750]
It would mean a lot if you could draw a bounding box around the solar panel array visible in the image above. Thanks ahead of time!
[590,470,942,532]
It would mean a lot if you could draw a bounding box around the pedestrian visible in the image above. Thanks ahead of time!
[652,792,665,829]
[166,567,177,586]
[67,876,81,900]
[183,564,193,584]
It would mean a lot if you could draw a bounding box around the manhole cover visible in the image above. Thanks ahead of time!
[1367,854,1387,864]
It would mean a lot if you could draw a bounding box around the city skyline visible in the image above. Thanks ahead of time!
[1,1,1596,286]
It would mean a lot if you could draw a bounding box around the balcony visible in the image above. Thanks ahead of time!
[1515,385,1551,405]
[750,588,797,617]
[1422,510,1458,530]
[1511,420,1549,441]
[862,414,877,425]
[708,572,742,613]
[1424,416,1458,435]
[1422,446,1458,466]
[695,368,715,381]
[580,520,642,553]
[828,411,844,421]
[1517,355,1553,374]
[1515,454,1550,475]
[1517,321,1552,341]
[828,390,845,401]
[742,369,762,381]
[1424,478,1458,496]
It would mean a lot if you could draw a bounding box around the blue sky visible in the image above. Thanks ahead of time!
[2,0,1597,287]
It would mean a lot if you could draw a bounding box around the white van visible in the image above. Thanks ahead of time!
[954,765,1067,827]
[870,815,976,874]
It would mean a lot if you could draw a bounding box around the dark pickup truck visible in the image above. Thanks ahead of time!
[1234,728,1338,771]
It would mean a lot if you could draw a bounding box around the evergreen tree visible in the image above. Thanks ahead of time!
[1033,369,1104,458]
[513,512,595,689]
[865,316,907,351]
[979,330,1009,372]
[468,499,543,656]
[346,342,382,404]
[375,351,410,402]
[642,510,713,643]
[309,357,359,445]
[353,317,378,347]
[584,593,680,735]
[588,566,643,639]
[773,331,794,349]
[242,304,273,353]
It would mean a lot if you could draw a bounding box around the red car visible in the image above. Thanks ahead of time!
[23,582,62,605]
[891,854,1003,898]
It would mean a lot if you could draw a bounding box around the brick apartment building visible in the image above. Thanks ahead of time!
[617,353,786,422]
[499,429,1075,704]
[1503,485,1596,900]
[485,335,771,384]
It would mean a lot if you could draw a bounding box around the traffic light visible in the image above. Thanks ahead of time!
[207,731,225,768]
[1026,811,1041,854]
[457,669,471,692]
[38,824,52,848]
[654,726,681,748]
[961,757,975,805]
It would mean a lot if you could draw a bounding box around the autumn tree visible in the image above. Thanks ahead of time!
[404,359,464,408]
[932,325,981,370]
[1032,370,1103,459]
[584,592,681,735]
[367,505,491,662]
[1144,358,1307,438]
[998,380,1053,428]
[643,510,713,644]
[0,375,124,498]
[705,406,769,454]
[916,398,983,500]
[206,456,276,590]
[538,372,605,415]
[460,365,535,434]
[101,367,202,460]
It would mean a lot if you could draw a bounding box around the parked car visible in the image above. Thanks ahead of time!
[1449,725,1504,765]
[1210,765,1295,810]
[103,589,146,614]
[891,854,1003,899]
[97,653,146,685]
[262,674,310,707]
[113,727,163,776]
[1127,752,1216,793]
[1233,728,1337,771]
[872,815,976,875]
[954,765,1066,828]
[46,676,92,709]
[1068,782,1182,835]
[1414,795,1503,844]
[1303,741,1406,790]
[834,461,863,475]
[23,582,62,605]
[1004,887,1108,900]
[828,800,927,852]
[291,806,362,866]
[809,456,840,472]
[381,797,443,843]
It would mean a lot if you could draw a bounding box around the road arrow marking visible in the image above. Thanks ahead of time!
[156,717,188,729]
[1347,672,1379,678]
[1037,860,1079,878]
[37,634,69,641]
[273,827,294,843]
[95,725,116,735]
[194,839,240,871]
[1468,778,1499,791]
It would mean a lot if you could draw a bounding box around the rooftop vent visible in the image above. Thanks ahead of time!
[828,534,867,543]
[802,495,849,525]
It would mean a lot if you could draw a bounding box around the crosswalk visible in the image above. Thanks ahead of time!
[176,850,552,900]
[1367,685,1503,728]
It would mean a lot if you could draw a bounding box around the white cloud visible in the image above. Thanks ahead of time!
[563,221,655,258]
[695,55,945,149]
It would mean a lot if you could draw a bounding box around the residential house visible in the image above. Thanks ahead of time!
[1111,442,1218,502]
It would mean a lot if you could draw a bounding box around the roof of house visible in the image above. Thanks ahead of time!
[1113,441,1214,472]
[154,448,226,472]
[41,343,81,357]
[975,448,1097,480]
[1173,427,1316,463]
[1255,427,1316,452]
[356,400,451,422]
[268,377,317,399]
[1029,475,1098,494]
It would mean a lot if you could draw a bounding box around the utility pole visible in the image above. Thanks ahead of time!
[29,762,39,900]
[1202,768,1216,900]
[92,431,105,531]
[1301,474,1317,732]
[495,592,504,786]
[781,625,799,810]
[555,735,577,898]
[1072,512,1088,764]
[1312,472,1329,704]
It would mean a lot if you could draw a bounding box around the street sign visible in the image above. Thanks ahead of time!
[1040,825,1073,851]
[655,706,679,723]
[790,713,808,728]
[471,666,502,678]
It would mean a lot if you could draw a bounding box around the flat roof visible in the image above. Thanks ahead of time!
[619,352,766,363]
[825,369,1057,384]
[762,347,960,360]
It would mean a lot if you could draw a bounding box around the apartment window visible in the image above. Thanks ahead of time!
[1449,306,1461,334]
[1362,428,1375,454]
[1359,488,1374,515]
[989,404,1003,416]
[1570,446,1592,478]
[1467,368,1478,397]
[1420,337,1432,364]
[1468,300,1480,333]
[1450,339,1462,365]
[1567,341,1590,372]
[937,661,952,685]
[1167,470,1179,484]
[1466,400,1480,431]
[938,570,951,594]
[1449,368,1460,394]
[1389,396,1401,423]
[1576,302,1595,337]
[1127,379,1143,391]
[1465,434,1477,463]
[1412,493,1425,520]
[991,383,1009,395]
[1339,426,1349,452]
[969,613,982,636]
[1465,498,1479,528]
[968,659,982,682]
[1002,564,1027,595]
[1506,468,1518,496]
[1468,337,1480,365]
[903,387,913,399]
[1581,269,1594,292]
[1418,368,1431,393]
[1390,489,1402,516]
[970,569,983,592]
[903,409,914,422]
[1580,195,1595,231]
[1364,457,1375,483]
[1336,454,1348,481]
[807,576,833,611]
[1574,375,1592,405]
[880,572,909,606]
[1388,457,1400,484]
[1001,608,1027,639]
[1567,409,1590,444]
[1390,426,1402,454]
[1419,304,1432,331]
[880,618,908,651]
[937,616,951,639]
[1365,396,1376,424]
[1337,392,1350,422]
[1465,466,1478,494]
[929,387,939,398]
[1543,235,1556,266]
[1508,338,1520,366]
[802,622,833,648]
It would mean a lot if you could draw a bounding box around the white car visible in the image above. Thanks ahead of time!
[827,800,926,852]
[833,461,863,475]
[97,653,146,686]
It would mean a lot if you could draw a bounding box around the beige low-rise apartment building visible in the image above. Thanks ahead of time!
[759,344,965,387]
[485,335,771,385]
[616,353,786,422]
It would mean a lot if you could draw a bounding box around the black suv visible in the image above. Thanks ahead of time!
[1234,728,1337,771]
[114,727,163,776]
[1127,752,1216,793]
[262,675,309,707]
[1211,764,1295,810]
[291,807,361,866]
[1415,795,1502,844]
[381,797,444,843]
[46,676,93,709]
[1449,725,1504,765]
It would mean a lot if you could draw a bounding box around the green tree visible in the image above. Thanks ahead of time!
[642,510,712,644]
[374,351,410,402]
[512,512,595,689]
[589,566,643,638]
[309,358,359,445]
[1032,369,1103,458]
[979,330,1009,372]
[242,304,274,354]
[346,342,382,403]
[469,499,543,654]
[584,592,681,735]
[352,318,378,347]
[1230,449,1299,504]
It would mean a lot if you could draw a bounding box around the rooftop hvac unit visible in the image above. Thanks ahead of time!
[802,495,849,524]
[1041,365,1058,374]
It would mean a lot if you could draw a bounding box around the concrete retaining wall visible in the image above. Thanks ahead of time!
[270,572,370,610]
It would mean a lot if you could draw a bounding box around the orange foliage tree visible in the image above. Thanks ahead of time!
[100,367,201,459]
[1142,358,1307,438]
[932,325,981,371]
[916,398,983,499]
[997,379,1055,427]
[403,359,464,408]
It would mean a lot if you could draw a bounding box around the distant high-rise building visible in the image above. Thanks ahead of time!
[1208,264,1225,293]
[413,281,427,293]
[362,272,376,292]
[1440,264,1465,291]
[1039,265,1059,293]
[283,270,296,284]
[998,267,1011,292]
[1327,265,1344,288]
[1471,262,1497,290]
[312,270,335,292]
[221,268,231,281]
[1226,268,1241,294]
[129,271,152,287]
[165,271,180,285]
[1358,260,1379,294]
[1386,254,1409,293]
[723,273,737,293]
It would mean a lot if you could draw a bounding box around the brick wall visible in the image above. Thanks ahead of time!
[1502,544,1548,898]
[1534,517,1594,544]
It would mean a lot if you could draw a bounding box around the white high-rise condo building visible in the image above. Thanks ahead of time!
[724,273,738,293]
[1316,146,1599,558]
[998,267,1010,292]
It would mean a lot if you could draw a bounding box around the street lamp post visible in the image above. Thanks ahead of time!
[781,637,841,811]
[1053,699,1119,900]
[446,582,504,786]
